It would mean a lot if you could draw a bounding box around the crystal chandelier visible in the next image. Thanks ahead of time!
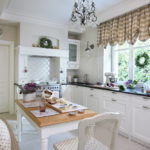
[71,0,97,26]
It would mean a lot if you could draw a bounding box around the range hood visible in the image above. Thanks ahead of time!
[16,46,68,58]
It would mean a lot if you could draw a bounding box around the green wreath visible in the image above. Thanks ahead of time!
[39,37,53,48]
[135,52,149,68]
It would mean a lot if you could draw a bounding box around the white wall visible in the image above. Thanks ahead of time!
[98,0,150,23]
[19,22,68,49]
[0,24,18,46]
[77,28,104,83]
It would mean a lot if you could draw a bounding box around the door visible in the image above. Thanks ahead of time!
[0,45,9,113]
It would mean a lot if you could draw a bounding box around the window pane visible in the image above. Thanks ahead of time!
[134,39,150,48]
[117,50,129,81]
[69,44,77,61]
[113,42,130,50]
[134,48,150,82]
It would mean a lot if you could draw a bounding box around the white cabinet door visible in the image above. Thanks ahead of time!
[61,85,72,101]
[84,88,100,113]
[132,102,150,144]
[71,86,83,105]
[102,92,130,135]
[67,39,80,70]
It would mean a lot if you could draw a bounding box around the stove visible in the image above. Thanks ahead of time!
[36,84,60,98]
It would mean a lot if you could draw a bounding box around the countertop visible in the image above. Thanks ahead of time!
[63,82,150,97]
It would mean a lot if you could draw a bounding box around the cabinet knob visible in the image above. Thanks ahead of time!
[112,91,117,94]
[90,94,94,97]
[143,106,150,109]
[90,88,94,90]
[112,99,117,102]
[143,97,150,100]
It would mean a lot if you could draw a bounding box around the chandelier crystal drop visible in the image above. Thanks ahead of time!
[71,0,97,27]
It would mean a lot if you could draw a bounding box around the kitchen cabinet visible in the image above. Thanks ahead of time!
[61,85,72,101]
[102,91,130,135]
[131,96,150,145]
[61,84,150,147]
[83,88,101,113]
[67,39,80,70]
[71,86,83,105]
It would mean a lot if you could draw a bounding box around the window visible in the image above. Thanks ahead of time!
[112,39,150,83]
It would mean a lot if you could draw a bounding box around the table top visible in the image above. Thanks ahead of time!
[16,100,96,127]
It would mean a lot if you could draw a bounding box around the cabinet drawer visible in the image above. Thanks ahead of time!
[103,96,128,116]
[85,88,101,98]
[132,95,150,105]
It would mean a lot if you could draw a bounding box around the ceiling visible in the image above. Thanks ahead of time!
[5,0,125,25]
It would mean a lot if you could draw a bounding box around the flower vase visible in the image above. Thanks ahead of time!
[23,92,36,102]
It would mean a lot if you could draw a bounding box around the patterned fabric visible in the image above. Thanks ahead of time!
[85,137,110,150]
[54,138,78,150]
[97,4,150,47]
[54,137,110,150]
[0,120,11,150]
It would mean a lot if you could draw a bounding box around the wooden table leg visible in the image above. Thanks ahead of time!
[40,138,49,150]
[17,109,22,142]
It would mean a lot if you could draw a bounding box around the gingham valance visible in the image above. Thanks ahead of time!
[97,4,150,47]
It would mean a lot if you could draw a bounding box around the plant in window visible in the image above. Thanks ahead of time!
[125,80,138,89]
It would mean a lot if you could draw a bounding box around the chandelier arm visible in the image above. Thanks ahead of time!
[71,0,97,26]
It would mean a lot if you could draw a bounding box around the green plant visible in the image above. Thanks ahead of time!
[135,52,149,68]
[39,37,53,48]
[118,85,125,91]
[73,75,79,79]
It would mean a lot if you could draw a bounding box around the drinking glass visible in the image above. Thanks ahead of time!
[39,98,46,112]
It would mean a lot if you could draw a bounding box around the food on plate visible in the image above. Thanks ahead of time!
[42,89,53,99]
[46,97,58,104]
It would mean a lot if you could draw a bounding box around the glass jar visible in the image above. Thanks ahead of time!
[39,98,46,112]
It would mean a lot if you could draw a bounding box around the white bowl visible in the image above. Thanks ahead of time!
[69,111,77,116]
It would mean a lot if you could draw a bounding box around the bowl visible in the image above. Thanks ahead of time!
[69,111,77,116]
[78,109,85,113]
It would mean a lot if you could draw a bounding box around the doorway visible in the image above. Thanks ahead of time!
[0,40,14,113]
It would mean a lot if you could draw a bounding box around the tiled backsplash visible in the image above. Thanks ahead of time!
[28,56,50,82]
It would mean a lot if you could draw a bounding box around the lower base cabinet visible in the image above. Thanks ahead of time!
[71,86,83,105]
[62,85,150,147]
[132,102,150,146]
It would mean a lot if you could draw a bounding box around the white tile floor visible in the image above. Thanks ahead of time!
[0,113,150,150]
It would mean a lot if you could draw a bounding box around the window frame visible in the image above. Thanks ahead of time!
[112,43,150,82]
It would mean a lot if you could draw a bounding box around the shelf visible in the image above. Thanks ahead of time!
[17,46,69,58]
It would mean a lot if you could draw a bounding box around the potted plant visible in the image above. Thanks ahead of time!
[15,83,38,102]
[125,80,138,89]
[73,75,79,83]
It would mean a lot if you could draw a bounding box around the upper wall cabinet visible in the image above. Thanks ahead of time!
[67,39,80,69]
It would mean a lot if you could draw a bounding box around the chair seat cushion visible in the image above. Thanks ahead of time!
[0,120,11,150]
[53,137,110,150]
[54,138,78,150]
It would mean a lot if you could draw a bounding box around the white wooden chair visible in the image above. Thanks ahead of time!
[53,112,121,150]
[0,118,19,150]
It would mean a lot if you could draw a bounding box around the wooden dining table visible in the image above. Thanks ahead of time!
[15,100,96,150]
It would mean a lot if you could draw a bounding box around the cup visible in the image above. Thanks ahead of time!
[39,99,46,112]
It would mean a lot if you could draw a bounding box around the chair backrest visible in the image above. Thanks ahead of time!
[78,112,121,150]
[0,118,19,150]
